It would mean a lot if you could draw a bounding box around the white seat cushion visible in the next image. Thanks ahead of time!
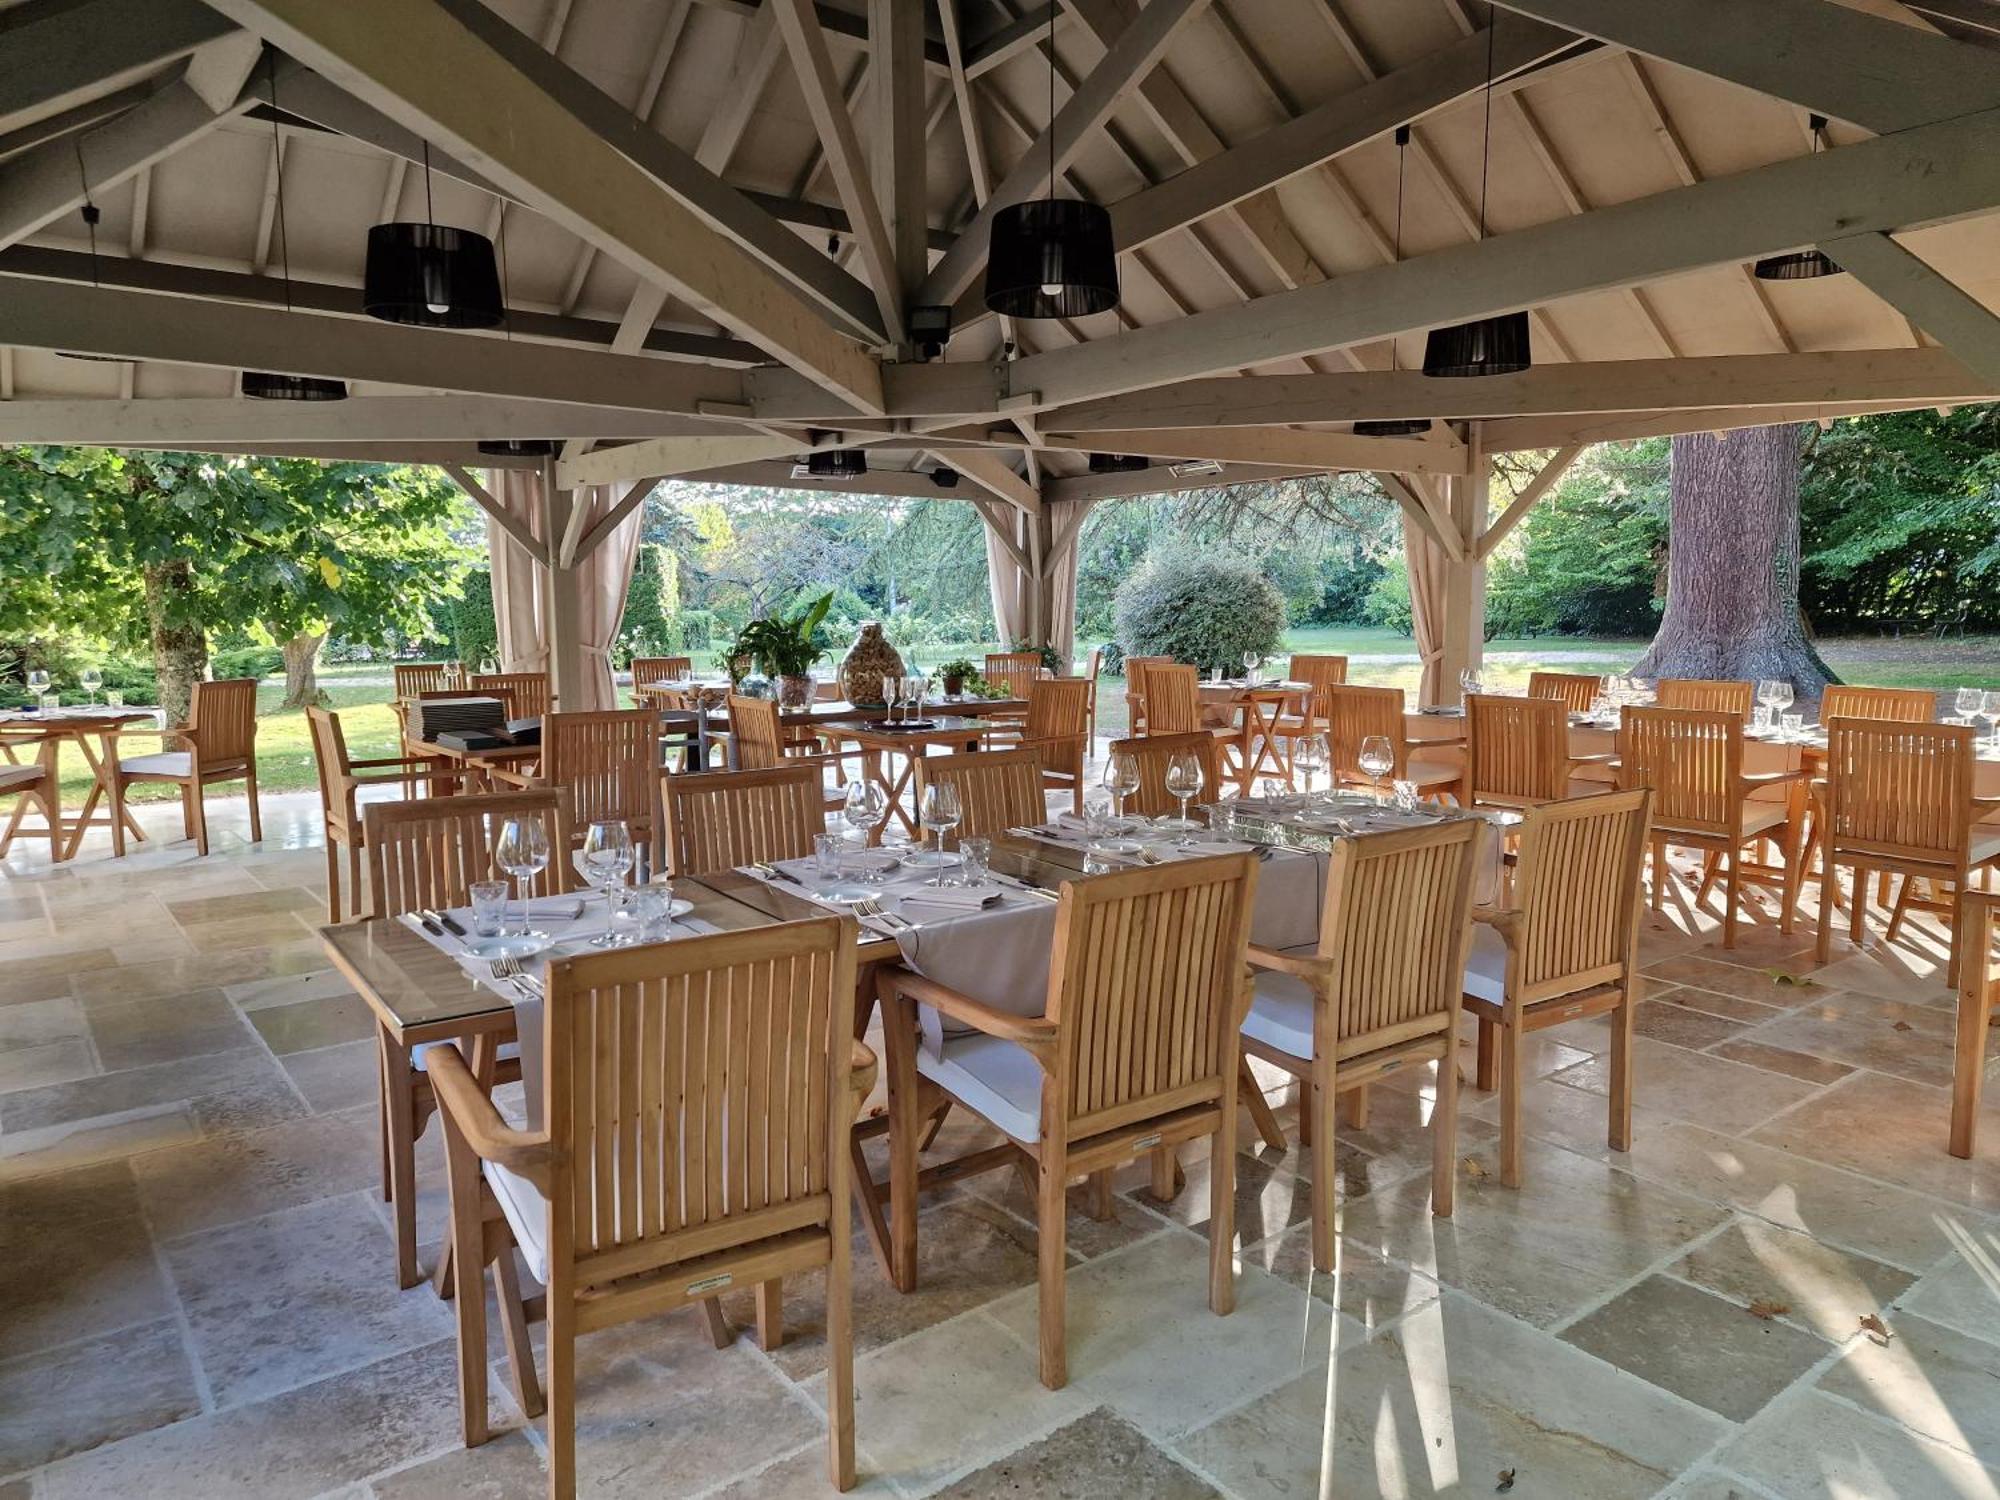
[915,1033,1045,1142]
[1972,831,2000,868]
[0,764,44,792]
[118,751,191,778]
[1462,922,1509,1004]
[1407,755,1461,788]
[1739,802,1788,839]
[1241,970,1316,1059]
[485,1158,549,1284]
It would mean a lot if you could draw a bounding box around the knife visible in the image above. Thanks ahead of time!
[427,908,467,936]
[415,911,444,937]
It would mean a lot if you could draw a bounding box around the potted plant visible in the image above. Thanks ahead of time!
[936,657,979,698]
[728,593,833,708]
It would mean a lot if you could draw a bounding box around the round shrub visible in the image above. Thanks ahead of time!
[1112,548,1286,675]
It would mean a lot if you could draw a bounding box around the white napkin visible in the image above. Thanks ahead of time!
[896,884,1004,912]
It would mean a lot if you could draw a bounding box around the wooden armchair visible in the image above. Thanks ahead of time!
[306,705,459,921]
[1121,656,1173,736]
[727,694,850,811]
[878,854,1258,1387]
[1270,655,1350,787]
[361,790,567,1289]
[1813,719,2000,986]
[1617,706,1807,948]
[1656,678,1754,717]
[1323,684,1459,799]
[1016,677,1091,813]
[1461,693,1612,810]
[1461,789,1651,1187]
[1950,890,1998,1160]
[1527,670,1601,714]
[1241,819,1481,1268]
[1106,732,1223,819]
[1819,684,1935,723]
[473,670,553,721]
[106,677,261,856]
[914,747,1046,844]
[628,655,693,695]
[433,919,873,1496]
[663,763,827,876]
[393,661,465,698]
[493,708,661,871]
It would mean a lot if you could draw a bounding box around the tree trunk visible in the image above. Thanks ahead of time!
[143,559,208,729]
[1634,425,1836,692]
[277,630,325,709]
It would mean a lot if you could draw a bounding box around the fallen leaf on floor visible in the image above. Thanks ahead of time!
[1462,1156,1489,1181]
[1496,1469,1517,1493]
[1769,971,1818,987]
[1891,1020,1913,1033]
[1860,1313,1894,1345]
[1748,1298,1790,1320]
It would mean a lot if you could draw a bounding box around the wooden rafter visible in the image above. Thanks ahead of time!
[1824,231,2000,387]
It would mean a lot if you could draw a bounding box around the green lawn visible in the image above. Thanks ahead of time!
[48,633,1996,804]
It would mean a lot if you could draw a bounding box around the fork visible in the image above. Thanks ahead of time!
[854,897,911,933]
[489,957,523,981]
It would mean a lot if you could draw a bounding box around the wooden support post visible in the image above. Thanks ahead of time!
[1435,425,1489,702]
[541,461,587,712]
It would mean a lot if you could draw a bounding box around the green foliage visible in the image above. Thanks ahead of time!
[446,570,498,667]
[1112,547,1286,673]
[1486,441,1668,637]
[211,645,283,681]
[934,657,979,683]
[617,544,682,660]
[728,591,834,677]
[1363,555,1413,635]
[675,609,718,650]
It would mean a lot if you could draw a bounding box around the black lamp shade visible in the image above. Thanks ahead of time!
[1422,312,1531,378]
[930,467,959,488]
[807,449,867,478]
[984,199,1119,319]
[364,222,504,328]
[1087,453,1149,474]
[1753,250,1842,281]
[1352,417,1434,438]
[476,439,555,458]
[242,371,348,401]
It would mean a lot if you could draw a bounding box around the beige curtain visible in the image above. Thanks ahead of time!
[1044,498,1090,667]
[1403,513,1450,708]
[488,469,547,673]
[983,512,1029,647]
[566,481,648,711]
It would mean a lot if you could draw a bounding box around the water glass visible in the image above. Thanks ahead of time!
[1752,705,1772,733]
[469,880,509,937]
[105,689,125,709]
[1083,792,1114,844]
[813,831,844,881]
[39,692,58,712]
[958,836,991,886]
[1208,803,1237,839]
[1781,711,1804,739]
[1392,779,1420,811]
[618,883,672,944]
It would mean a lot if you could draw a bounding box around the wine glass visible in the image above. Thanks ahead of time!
[79,667,101,705]
[882,674,902,725]
[1241,651,1261,684]
[1984,690,2000,747]
[1953,686,1982,724]
[26,669,49,700]
[1292,733,1328,802]
[495,817,550,935]
[1164,750,1204,842]
[581,819,635,945]
[1458,668,1482,703]
[1358,734,1395,802]
[1756,679,1783,718]
[1103,749,1140,828]
[1767,680,1794,729]
[904,675,926,721]
[843,780,887,874]
[919,782,961,887]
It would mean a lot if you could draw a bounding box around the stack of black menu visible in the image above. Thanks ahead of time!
[417,696,510,750]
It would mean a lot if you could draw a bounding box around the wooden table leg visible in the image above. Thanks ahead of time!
[378,1023,424,1290]
[37,737,71,862]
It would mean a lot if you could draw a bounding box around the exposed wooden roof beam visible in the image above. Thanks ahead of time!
[0,0,234,135]
[686,0,953,75]
[1043,461,1314,505]
[557,433,809,489]
[867,0,928,304]
[1483,398,1967,450]
[952,450,1043,515]
[1037,424,1470,478]
[1826,230,2000,387]
[0,396,737,445]
[963,3,1061,78]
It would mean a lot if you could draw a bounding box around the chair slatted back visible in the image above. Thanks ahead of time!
[984,652,1046,702]
[1464,694,1570,806]
[1508,789,1652,1003]
[1045,854,1257,1139]
[1122,656,1173,733]
[727,694,786,771]
[362,790,569,917]
[1820,685,1934,724]
[915,748,1045,844]
[189,679,258,762]
[1288,654,1348,694]
[540,709,659,843]
[542,919,856,1284]
[1527,671,1600,714]
[474,671,552,721]
[1323,683,1409,780]
[1312,819,1481,1050]
[1022,677,1090,774]
[394,662,462,698]
[1107,731,1221,818]
[664,764,826,875]
[1656,678,1754,717]
[306,706,353,831]
[1617,707,1740,835]
[629,657,693,693]
[1820,719,1976,863]
[1140,663,1203,736]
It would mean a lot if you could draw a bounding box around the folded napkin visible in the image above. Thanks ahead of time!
[896,885,1004,912]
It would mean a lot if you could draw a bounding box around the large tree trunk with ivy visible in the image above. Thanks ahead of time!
[143,559,207,727]
[1633,425,1836,692]
[277,630,324,709]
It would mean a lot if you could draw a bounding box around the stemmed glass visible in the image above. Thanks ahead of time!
[80,668,101,704]
[1164,751,1204,842]
[882,674,902,724]
[495,817,550,936]
[1984,690,2000,748]
[1358,735,1396,802]
[842,780,887,875]
[1766,680,1795,735]
[581,819,634,945]
[1953,686,1982,724]
[1458,668,1482,703]
[1241,651,1261,685]
[919,782,961,887]
[26,669,49,703]
[904,675,927,722]
[1102,749,1140,828]
[1292,733,1328,803]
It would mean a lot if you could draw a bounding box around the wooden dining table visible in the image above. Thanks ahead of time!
[0,706,156,859]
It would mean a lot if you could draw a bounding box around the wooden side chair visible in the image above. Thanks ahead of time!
[1814,719,2000,986]
[629,655,693,695]
[1270,656,1350,785]
[394,661,464,698]
[663,763,827,875]
[306,705,456,922]
[1106,731,1223,819]
[361,790,566,1289]
[1288,653,1349,698]
[915,747,1046,844]
[0,754,55,862]
[1655,678,1754,717]
[1460,693,1611,810]
[1323,684,1459,800]
[1526,670,1600,714]
[1461,789,1652,1187]
[106,677,262,856]
[1617,706,1807,948]
[494,708,660,869]
[879,854,1258,1387]
[474,671,553,721]
[1121,655,1173,736]
[1021,676,1091,814]
[1950,890,1997,1160]
[727,694,848,811]
[1820,684,1935,723]
[984,651,1046,696]
[433,918,873,1496]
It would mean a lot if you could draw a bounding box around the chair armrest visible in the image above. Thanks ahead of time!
[879,968,1056,1052]
[487,766,543,790]
[1246,943,1324,978]
[350,755,444,771]
[425,1044,552,1186]
[1740,768,1811,789]
[1473,905,1522,943]
[1565,752,1619,767]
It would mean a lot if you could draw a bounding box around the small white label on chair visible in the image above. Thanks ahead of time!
[686,1274,733,1295]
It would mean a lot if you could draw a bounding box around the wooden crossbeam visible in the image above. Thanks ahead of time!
[1825,232,2000,389]
[1475,445,1581,560]
[0,0,233,133]
[1037,425,1470,478]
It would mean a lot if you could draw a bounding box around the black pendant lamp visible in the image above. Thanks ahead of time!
[983,5,1119,319]
[364,144,503,328]
[1422,23,1531,379]
[245,57,348,400]
[1087,453,1148,474]
[476,439,555,458]
[1356,126,1436,437]
[1754,117,1843,281]
[807,449,867,479]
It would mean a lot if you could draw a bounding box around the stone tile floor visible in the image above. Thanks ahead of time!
[2,792,1998,1497]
